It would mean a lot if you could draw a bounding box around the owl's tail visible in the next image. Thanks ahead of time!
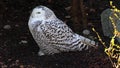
[69,34,98,51]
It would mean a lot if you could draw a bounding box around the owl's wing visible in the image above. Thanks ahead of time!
[39,19,97,51]
[40,19,75,43]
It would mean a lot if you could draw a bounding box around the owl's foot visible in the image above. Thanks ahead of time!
[38,51,45,56]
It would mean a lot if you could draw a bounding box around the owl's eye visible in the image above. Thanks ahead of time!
[36,12,41,14]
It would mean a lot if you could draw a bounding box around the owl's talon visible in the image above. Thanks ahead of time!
[38,51,45,56]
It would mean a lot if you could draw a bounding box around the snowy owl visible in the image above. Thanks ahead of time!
[28,5,98,56]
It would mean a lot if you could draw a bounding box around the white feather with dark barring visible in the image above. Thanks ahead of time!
[28,5,98,56]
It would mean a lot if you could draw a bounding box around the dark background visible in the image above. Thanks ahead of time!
[0,0,119,68]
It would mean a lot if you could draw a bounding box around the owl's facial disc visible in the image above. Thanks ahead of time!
[31,6,56,20]
[31,7,45,19]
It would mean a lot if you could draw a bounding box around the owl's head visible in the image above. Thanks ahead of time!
[30,5,56,20]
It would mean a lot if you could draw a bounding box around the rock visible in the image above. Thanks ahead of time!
[65,16,71,18]
[65,6,71,11]
[82,29,90,35]
[3,25,11,30]
[101,8,120,43]
[19,40,28,44]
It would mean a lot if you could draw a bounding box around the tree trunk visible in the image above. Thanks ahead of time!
[71,0,87,33]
